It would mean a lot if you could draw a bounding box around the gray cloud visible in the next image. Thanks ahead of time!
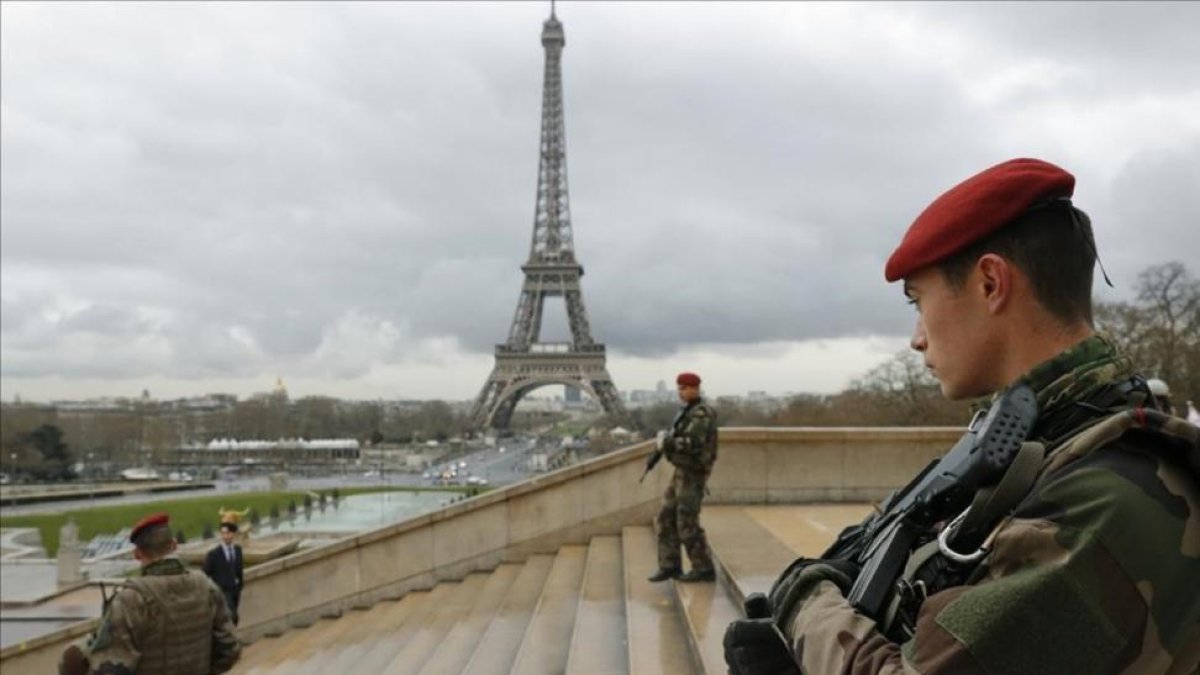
[2,2,1198,391]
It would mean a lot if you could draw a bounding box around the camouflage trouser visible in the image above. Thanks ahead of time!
[655,467,713,572]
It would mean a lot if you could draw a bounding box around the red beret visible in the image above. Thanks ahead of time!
[676,372,701,387]
[130,512,170,544]
[885,158,1075,282]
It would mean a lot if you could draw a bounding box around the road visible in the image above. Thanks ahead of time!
[420,437,542,487]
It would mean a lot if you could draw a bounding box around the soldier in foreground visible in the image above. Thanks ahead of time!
[647,371,720,583]
[724,158,1200,674]
[60,513,241,675]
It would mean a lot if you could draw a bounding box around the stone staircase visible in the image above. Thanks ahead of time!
[229,504,871,675]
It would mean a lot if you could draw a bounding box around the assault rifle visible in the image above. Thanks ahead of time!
[638,405,691,483]
[59,582,122,675]
[638,446,664,484]
[834,383,1039,622]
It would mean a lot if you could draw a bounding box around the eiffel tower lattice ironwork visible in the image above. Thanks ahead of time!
[470,6,629,431]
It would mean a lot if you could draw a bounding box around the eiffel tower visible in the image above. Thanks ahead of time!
[470,5,629,431]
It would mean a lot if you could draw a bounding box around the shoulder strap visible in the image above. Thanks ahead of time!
[946,440,1046,555]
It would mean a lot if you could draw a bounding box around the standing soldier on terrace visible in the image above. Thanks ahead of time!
[60,513,241,675]
[648,372,720,583]
[724,158,1200,674]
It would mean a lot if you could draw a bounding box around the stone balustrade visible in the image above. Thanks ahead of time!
[0,426,960,673]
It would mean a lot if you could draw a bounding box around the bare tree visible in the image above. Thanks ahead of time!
[1098,262,1200,406]
[841,350,967,426]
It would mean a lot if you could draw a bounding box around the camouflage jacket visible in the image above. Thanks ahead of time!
[664,399,719,472]
[785,335,1200,675]
[85,558,241,675]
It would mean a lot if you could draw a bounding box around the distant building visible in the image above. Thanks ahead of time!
[625,387,676,407]
[177,438,360,467]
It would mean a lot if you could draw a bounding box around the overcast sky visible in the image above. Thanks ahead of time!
[2,1,1198,403]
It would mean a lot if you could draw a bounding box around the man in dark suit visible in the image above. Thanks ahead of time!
[203,522,244,625]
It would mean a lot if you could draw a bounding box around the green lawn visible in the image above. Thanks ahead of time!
[0,485,482,557]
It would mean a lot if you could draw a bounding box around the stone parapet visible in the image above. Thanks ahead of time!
[710,427,960,503]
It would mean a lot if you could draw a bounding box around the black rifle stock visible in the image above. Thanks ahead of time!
[843,383,1039,620]
[639,448,663,483]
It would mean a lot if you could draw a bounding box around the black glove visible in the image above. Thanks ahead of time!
[744,592,772,619]
[723,616,800,675]
[769,558,859,626]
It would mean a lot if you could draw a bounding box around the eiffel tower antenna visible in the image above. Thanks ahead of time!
[470,6,630,431]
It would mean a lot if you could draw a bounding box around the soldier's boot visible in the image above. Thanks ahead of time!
[678,568,715,582]
[647,567,682,582]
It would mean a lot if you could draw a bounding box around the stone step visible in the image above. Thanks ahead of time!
[564,535,627,675]
[706,504,873,607]
[741,504,872,558]
[621,526,695,675]
[703,505,808,608]
[671,574,741,675]
[289,602,392,675]
[509,545,588,675]
[235,626,311,675]
[247,616,343,674]
[418,564,523,675]
[356,586,448,674]
[323,596,417,669]
[667,504,873,675]
[461,555,555,675]
[232,625,304,674]
[381,574,488,675]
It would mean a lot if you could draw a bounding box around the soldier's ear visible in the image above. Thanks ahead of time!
[976,254,1013,315]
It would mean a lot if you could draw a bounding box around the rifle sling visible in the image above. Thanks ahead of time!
[880,441,1046,638]
[948,440,1046,553]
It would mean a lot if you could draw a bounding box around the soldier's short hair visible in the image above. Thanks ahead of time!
[937,200,1097,326]
[133,524,175,557]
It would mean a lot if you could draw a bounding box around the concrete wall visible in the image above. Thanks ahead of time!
[0,426,959,673]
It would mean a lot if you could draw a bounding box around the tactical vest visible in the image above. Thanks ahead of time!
[693,403,719,470]
[125,569,218,675]
[667,402,718,472]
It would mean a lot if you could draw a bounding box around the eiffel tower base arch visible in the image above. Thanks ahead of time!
[470,349,627,430]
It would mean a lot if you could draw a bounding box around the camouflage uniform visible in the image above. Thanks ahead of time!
[655,399,719,572]
[782,335,1200,674]
[82,558,241,675]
